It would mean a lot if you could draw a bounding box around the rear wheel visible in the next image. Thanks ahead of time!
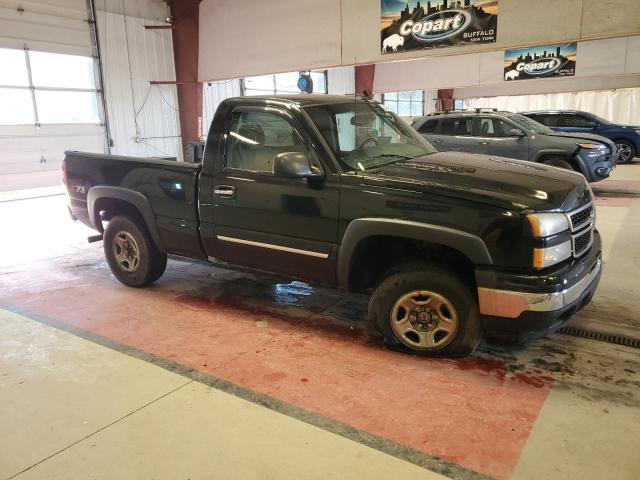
[369,264,480,357]
[615,140,636,164]
[543,157,574,171]
[103,215,167,287]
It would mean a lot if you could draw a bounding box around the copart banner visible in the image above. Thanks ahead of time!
[380,0,498,54]
[503,43,577,81]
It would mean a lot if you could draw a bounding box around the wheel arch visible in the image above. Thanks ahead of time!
[87,186,166,253]
[337,218,492,292]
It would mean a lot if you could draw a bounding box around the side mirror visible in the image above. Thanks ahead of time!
[273,152,322,179]
[588,121,598,128]
[509,128,526,137]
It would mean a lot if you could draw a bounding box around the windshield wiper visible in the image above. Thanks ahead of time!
[367,153,414,162]
[357,154,417,171]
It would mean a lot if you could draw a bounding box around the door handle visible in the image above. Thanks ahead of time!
[214,185,236,199]
[479,141,489,145]
[431,139,443,143]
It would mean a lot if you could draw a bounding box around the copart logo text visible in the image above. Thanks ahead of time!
[399,10,471,41]
[516,57,563,76]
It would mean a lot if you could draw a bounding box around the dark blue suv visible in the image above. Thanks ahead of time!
[520,110,640,163]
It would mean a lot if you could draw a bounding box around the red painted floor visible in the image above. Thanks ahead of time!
[2,260,553,479]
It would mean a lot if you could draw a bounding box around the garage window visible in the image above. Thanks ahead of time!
[0,47,99,125]
[242,71,327,96]
[383,91,424,117]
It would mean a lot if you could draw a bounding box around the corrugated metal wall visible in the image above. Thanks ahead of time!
[202,79,241,136]
[97,10,182,160]
[327,66,355,96]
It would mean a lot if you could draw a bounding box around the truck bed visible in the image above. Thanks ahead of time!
[64,151,205,259]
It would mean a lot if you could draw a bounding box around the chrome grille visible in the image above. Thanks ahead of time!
[572,229,592,257]
[566,201,595,257]
[568,203,593,232]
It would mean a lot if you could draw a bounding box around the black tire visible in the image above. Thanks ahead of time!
[103,215,167,287]
[543,157,575,170]
[369,264,480,357]
[615,140,636,164]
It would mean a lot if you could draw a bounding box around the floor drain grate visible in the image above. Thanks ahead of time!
[558,326,640,349]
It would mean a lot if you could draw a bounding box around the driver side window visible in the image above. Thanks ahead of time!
[226,110,307,173]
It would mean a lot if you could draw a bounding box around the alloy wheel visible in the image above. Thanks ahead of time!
[616,143,632,163]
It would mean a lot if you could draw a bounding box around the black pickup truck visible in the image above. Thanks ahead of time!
[63,95,602,357]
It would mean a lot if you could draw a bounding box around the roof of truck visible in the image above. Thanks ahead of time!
[227,94,368,107]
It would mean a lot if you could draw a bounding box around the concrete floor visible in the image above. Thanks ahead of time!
[1,165,640,480]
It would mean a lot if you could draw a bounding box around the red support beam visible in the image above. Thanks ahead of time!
[355,64,376,97]
[169,0,202,156]
[437,89,454,111]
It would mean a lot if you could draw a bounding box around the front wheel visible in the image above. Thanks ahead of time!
[103,215,167,287]
[369,264,480,357]
[615,140,636,164]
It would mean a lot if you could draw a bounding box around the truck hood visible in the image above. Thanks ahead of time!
[363,152,590,213]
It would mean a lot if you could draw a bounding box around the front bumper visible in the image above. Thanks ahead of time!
[577,151,616,182]
[476,230,602,341]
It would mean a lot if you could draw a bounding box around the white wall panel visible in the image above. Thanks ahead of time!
[202,79,241,136]
[374,54,481,93]
[198,0,640,81]
[455,74,640,99]
[342,0,640,66]
[98,9,182,160]
[199,0,342,81]
[327,66,355,96]
[577,37,627,77]
[375,35,640,96]
[625,36,640,74]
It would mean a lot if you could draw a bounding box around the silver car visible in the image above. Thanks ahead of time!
[411,109,616,182]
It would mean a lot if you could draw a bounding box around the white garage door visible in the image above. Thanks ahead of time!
[0,0,105,178]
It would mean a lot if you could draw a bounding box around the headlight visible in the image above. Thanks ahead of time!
[527,213,569,237]
[533,241,572,269]
[634,129,640,135]
[577,143,607,149]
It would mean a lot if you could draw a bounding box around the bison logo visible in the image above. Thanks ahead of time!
[504,69,519,80]
[382,34,404,52]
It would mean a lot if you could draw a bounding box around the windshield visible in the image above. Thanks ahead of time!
[506,113,555,134]
[304,100,436,171]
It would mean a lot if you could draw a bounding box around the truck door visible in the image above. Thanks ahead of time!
[474,116,529,160]
[199,106,340,284]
